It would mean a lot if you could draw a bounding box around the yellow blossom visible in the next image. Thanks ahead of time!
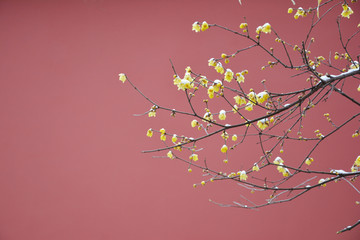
[257,91,269,104]
[177,79,192,91]
[305,157,314,166]
[232,134,238,141]
[118,73,127,83]
[257,118,269,130]
[245,102,254,111]
[239,23,248,29]
[173,75,181,86]
[201,181,206,186]
[189,153,199,161]
[160,134,166,141]
[256,26,262,34]
[208,58,216,67]
[355,155,360,166]
[261,23,271,34]
[148,110,156,117]
[192,21,201,32]
[146,128,153,137]
[215,62,224,74]
[191,119,198,128]
[221,131,229,140]
[288,8,293,13]
[167,151,174,159]
[213,80,222,92]
[203,112,213,122]
[234,95,247,105]
[247,91,257,103]
[341,4,354,18]
[201,21,209,31]
[221,144,228,153]
[239,170,248,181]
[200,77,208,87]
[236,72,245,83]
[224,69,234,82]
[172,134,178,143]
[219,110,226,120]
[273,156,284,165]
[252,163,260,172]
[207,86,215,99]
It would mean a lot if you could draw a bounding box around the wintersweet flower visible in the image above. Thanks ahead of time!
[215,62,224,74]
[252,163,260,172]
[213,80,222,92]
[160,134,166,141]
[178,79,192,91]
[191,119,198,128]
[247,91,257,103]
[236,72,245,83]
[167,151,174,159]
[224,69,234,82]
[256,26,263,34]
[201,21,209,31]
[305,157,314,166]
[203,112,213,122]
[234,95,247,105]
[282,168,290,177]
[221,144,228,153]
[245,102,254,111]
[173,75,181,86]
[192,21,201,32]
[355,155,360,166]
[239,171,248,181]
[257,118,269,130]
[273,156,284,165]
[207,86,215,99]
[172,134,178,143]
[208,58,216,67]
[221,132,229,140]
[239,23,247,29]
[232,134,238,141]
[119,73,126,83]
[200,77,208,87]
[261,23,271,33]
[341,4,354,18]
[201,181,206,186]
[294,7,306,19]
[189,153,199,161]
[146,128,153,137]
[257,91,269,104]
[148,110,156,117]
[219,110,226,120]
[183,72,193,81]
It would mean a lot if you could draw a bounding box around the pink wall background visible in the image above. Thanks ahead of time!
[0,0,359,239]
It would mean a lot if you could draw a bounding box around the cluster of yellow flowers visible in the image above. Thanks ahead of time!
[192,21,209,32]
[256,23,272,34]
[273,157,291,177]
[257,118,270,130]
[289,3,354,20]
[351,155,360,172]
[314,129,324,139]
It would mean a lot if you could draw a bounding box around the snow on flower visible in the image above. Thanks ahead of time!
[192,21,201,32]
[118,73,127,83]
[218,110,226,120]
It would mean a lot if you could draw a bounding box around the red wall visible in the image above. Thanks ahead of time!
[0,0,359,239]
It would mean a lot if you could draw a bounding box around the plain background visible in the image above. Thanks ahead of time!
[0,0,359,239]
